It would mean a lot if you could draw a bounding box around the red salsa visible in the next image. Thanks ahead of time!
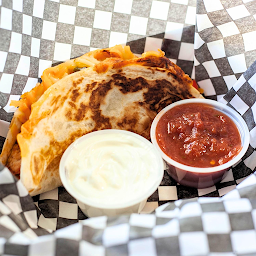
[156,103,242,167]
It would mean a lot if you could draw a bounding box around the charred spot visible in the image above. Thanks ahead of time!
[157,96,182,112]
[65,110,72,119]
[61,95,68,108]
[142,78,193,112]
[92,111,111,130]
[137,58,153,65]
[58,94,68,109]
[40,129,86,173]
[62,95,68,103]
[117,117,137,128]
[51,95,68,115]
[85,82,97,93]
[111,74,125,81]
[73,77,84,87]
[68,101,76,108]
[143,81,166,106]
[43,130,84,156]
[50,95,61,106]
[168,72,177,79]
[89,80,112,107]
[88,80,112,129]
[71,89,80,102]
[137,57,171,69]
[74,103,88,121]
[111,74,147,93]
[132,57,191,85]
[158,79,178,94]
[180,89,193,99]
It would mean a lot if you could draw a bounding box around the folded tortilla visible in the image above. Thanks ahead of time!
[0,45,137,167]
[2,48,203,195]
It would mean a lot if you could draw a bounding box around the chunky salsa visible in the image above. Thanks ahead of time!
[156,103,242,168]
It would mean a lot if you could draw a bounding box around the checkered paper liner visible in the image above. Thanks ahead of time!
[0,0,256,254]
[1,163,256,255]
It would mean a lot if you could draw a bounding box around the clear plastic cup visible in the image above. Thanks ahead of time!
[59,129,164,217]
[150,99,250,189]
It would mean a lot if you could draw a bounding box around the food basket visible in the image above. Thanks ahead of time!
[0,0,256,255]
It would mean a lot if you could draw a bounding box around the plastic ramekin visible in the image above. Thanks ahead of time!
[150,98,250,189]
[59,129,164,217]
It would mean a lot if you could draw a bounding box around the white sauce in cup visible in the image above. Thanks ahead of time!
[65,131,161,206]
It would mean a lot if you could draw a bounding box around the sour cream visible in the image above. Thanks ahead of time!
[64,130,162,206]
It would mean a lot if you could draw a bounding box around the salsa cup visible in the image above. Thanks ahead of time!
[150,99,250,189]
[60,129,164,217]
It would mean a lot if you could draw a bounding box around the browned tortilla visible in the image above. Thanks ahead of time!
[14,55,203,195]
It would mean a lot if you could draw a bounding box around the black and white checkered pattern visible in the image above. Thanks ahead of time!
[1,162,256,256]
[32,187,88,231]
[0,164,48,240]
[195,0,256,100]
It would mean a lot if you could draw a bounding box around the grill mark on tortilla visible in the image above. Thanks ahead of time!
[64,79,113,127]
[71,77,85,102]
[65,73,195,131]
[111,57,191,86]
[89,80,112,130]
[50,95,61,115]
[73,77,84,87]
[71,89,80,102]
[144,78,193,112]
[50,95,61,106]
[68,101,76,108]
[52,95,68,115]
[85,81,97,93]
[112,74,145,93]
[109,73,194,112]
[113,57,173,71]
[117,116,140,130]
[93,57,192,93]
[65,110,72,119]
[30,132,81,185]
[75,103,89,121]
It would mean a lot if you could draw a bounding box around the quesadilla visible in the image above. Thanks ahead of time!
[0,45,137,169]
[0,46,203,195]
